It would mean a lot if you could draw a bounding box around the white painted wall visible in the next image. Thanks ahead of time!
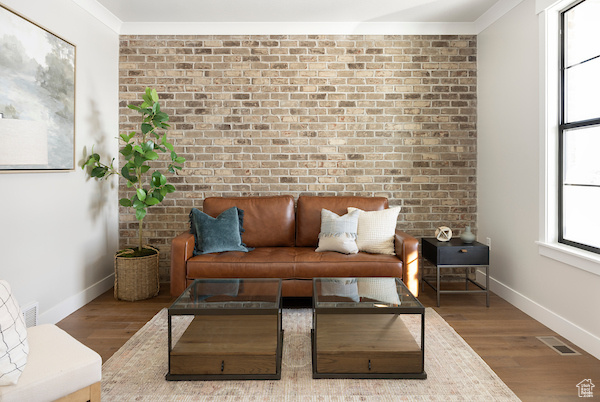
[0,0,119,323]
[478,0,600,358]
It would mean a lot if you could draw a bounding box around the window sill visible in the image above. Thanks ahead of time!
[537,241,600,277]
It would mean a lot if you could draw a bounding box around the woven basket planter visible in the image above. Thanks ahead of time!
[114,245,160,301]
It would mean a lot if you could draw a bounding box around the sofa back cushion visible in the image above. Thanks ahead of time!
[296,196,389,247]
[203,196,296,247]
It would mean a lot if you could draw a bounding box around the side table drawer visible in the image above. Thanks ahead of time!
[422,238,489,266]
[437,246,489,265]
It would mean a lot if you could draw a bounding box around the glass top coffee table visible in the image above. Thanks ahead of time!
[166,278,282,380]
[312,277,426,379]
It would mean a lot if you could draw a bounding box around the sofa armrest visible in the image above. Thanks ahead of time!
[170,232,195,297]
[394,230,420,297]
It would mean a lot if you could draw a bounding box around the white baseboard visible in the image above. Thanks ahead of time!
[476,269,600,360]
[38,274,114,325]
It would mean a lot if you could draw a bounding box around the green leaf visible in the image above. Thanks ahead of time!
[140,165,150,173]
[175,156,185,163]
[133,145,144,154]
[82,156,95,168]
[134,154,146,167]
[127,104,142,112]
[152,101,159,114]
[162,135,174,151]
[135,208,147,221]
[165,184,176,193]
[122,166,137,182]
[154,112,169,123]
[119,133,130,142]
[145,150,159,160]
[153,189,165,201]
[136,188,147,201]
[141,123,153,135]
[119,198,132,207]
[120,144,133,157]
[133,198,145,209]
[146,197,160,206]
[150,88,159,102]
[160,173,167,186]
[91,166,107,177]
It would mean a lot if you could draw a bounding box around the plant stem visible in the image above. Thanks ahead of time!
[138,218,143,252]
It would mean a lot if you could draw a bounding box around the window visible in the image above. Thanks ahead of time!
[559,0,600,254]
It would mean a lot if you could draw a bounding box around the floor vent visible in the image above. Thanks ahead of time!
[21,302,39,328]
[537,336,580,356]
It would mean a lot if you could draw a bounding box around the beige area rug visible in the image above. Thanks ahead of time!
[101,308,520,401]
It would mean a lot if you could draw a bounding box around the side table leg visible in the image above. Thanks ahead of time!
[486,265,490,307]
[436,264,441,307]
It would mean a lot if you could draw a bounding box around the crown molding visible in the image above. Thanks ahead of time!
[119,21,476,36]
[71,0,527,36]
[474,0,526,33]
[71,0,122,33]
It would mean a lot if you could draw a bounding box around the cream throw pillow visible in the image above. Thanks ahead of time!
[348,206,401,255]
[0,280,29,386]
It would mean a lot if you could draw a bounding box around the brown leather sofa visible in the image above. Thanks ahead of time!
[170,195,420,298]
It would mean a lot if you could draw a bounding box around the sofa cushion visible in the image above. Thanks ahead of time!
[203,196,295,248]
[296,196,389,247]
[186,247,297,279]
[189,207,251,255]
[293,247,402,278]
[0,324,101,402]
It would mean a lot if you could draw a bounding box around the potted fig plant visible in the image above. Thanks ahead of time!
[83,87,185,301]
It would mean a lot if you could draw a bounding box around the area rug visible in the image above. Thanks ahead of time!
[101,308,520,401]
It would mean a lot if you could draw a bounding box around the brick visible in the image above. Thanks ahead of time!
[119,34,477,276]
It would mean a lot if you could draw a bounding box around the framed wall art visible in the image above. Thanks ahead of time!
[0,4,75,172]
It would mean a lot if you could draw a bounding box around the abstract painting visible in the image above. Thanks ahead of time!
[0,4,75,171]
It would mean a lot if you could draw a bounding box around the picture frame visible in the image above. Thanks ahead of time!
[0,3,75,172]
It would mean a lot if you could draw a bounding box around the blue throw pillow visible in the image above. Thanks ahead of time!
[189,207,251,255]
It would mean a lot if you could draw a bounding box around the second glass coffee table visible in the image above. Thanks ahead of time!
[166,278,282,380]
[312,277,426,379]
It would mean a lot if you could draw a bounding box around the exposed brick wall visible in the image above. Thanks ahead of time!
[118,35,477,281]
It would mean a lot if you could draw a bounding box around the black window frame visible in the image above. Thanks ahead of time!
[558,0,600,254]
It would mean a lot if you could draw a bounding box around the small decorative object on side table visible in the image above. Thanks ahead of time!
[421,238,490,307]
[434,226,453,241]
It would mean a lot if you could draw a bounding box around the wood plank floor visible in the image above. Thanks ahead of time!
[57,283,600,401]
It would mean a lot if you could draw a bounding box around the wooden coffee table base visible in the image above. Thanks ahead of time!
[168,315,281,380]
[313,314,425,378]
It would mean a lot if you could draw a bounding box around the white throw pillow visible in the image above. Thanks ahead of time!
[0,280,29,386]
[315,209,360,254]
[358,278,401,305]
[348,206,401,255]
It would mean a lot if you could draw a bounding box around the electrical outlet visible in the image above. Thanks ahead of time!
[486,237,492,250]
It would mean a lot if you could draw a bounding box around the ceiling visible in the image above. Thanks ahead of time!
[94,0,502,24]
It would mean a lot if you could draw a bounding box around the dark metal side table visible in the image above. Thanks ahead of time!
[421,238,490,307]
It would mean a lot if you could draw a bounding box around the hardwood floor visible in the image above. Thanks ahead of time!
[57,283,600,401]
